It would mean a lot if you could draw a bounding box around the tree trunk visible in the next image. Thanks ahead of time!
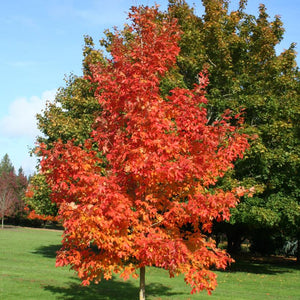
[139,266,146,300]
[226,231,243,255]
[296,235,300,265]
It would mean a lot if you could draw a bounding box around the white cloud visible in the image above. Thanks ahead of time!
[0,89,57,139]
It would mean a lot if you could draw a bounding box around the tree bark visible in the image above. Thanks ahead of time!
[226,231,243,255]
[296,234,300,264]
[139,266,146,300]
[1,216,4,229]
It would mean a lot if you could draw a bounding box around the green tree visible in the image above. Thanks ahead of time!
[25,173,57,217]
[0,154,15,175]
[167,0,300,256]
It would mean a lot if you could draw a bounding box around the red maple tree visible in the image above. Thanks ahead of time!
[40,6,250,297]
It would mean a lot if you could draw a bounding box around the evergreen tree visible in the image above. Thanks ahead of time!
[0,154,15,175]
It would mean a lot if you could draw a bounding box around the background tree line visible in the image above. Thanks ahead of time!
[28,0,299,260]
[0,153,57,228]
[0,154,28,228]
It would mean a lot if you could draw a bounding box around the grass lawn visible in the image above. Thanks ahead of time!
[1,227,299,299]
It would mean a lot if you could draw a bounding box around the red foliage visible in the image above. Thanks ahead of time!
[39,6,250,294]
[27,209,58,222]
[25,185,34,198]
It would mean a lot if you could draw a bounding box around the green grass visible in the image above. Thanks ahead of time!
[1,227,299,300]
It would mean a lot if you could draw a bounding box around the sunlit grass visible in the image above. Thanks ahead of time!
[1,227,299,299]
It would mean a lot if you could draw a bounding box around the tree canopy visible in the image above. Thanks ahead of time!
[39,6,250,297]
[167,0,300,255]
[34,0,299,266]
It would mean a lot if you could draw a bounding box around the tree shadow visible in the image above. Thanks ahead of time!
[32,244,61,258]
[34,244,299,298]
[44,277,184,300]
[34,245,185,299]
[227,257,300,275]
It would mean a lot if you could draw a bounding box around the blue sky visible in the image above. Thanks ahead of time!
[0,0,299,175]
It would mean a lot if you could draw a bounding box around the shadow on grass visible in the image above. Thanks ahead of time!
[228,257,300,275]
[33,244,61,258]
[34,244,299,299]
[34,244,300,276]
[34,245,185,299]
[44,278,184,300]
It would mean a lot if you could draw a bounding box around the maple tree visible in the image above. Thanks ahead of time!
[33,0,299,262]
[39,6,250,297]
[35,1,299,258]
